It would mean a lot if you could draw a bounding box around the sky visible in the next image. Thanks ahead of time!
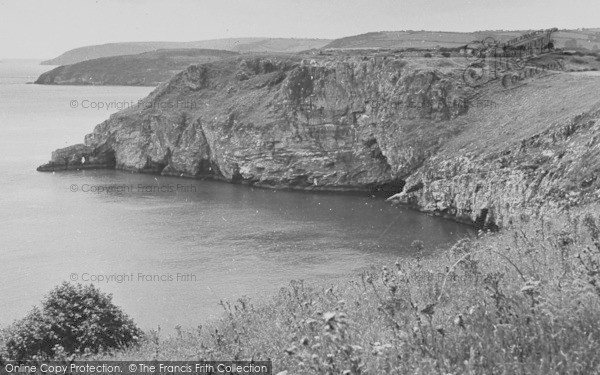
[1,0,599,59]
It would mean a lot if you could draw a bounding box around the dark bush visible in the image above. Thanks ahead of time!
[441,52,451,58]
[3,283,141,360]
[423,53,433,58]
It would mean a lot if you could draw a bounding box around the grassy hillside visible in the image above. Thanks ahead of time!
[409,54,600,158]
[41,29,600,66]
[324,29,600,51]
[35,49,239,86]
[41,38,331,65]
[325,31,521,50]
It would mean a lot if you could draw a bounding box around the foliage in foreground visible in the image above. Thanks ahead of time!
[78,207,600,375]
[3,207,600,374]
[0,282,141,361]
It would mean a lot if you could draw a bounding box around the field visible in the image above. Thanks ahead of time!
[323,29,600,51]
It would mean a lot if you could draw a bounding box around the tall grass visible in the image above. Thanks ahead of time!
[3,206,600,374]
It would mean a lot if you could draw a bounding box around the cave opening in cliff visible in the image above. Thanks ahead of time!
[475,208,499,231]
[370,179,406,197]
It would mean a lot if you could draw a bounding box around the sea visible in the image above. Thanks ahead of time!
[0,59,474,331]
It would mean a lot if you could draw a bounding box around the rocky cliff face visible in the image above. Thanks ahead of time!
[393,108,600,228]
[38,53,600,228]
[38,54,470,191]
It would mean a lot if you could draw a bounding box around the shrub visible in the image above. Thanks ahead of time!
[441,52,451,58]
[3,283,141,360]
[423,52,433,58]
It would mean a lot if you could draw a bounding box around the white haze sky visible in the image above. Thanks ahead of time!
[1,0,599,59]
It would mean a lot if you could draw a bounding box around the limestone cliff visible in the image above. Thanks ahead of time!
[38,53,600,228]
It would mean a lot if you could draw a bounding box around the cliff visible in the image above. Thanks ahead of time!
[35,49,239,86]
[389,74,600,228]
[38,52,600,228]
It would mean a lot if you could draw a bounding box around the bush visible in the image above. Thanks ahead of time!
[3,283,141,360]
[423,53,433,58]
[441,52,451,58]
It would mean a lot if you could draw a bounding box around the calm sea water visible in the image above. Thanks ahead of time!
[0,60,474,331]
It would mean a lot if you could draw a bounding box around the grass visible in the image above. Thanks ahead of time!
[323,30,600,51]
[13,205,593,374]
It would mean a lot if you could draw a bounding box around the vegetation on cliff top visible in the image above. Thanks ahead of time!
[323,29,600,51]
[41,28,600,67]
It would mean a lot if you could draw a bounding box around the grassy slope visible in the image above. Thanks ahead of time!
[324,29,600,50]
[440,69,600,156]
[372,54,600,160]
[325,31,521,49]
[73,205,600,374]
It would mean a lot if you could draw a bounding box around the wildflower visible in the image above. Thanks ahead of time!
[421,303,436,316]
[454,314,465,328]
[436,325,446,336]
[284,346,297,355]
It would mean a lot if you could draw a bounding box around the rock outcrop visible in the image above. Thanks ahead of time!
[38,52,600,228]
[36,144,115,171]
